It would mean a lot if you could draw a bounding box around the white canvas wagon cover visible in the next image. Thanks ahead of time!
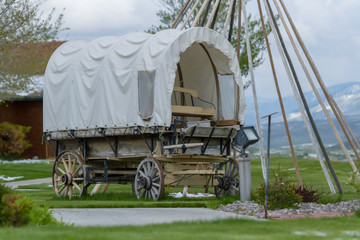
[43,27,246,132]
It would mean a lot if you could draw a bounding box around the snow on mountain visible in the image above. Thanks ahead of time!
[244,82,360,148]
[245,82,360,124]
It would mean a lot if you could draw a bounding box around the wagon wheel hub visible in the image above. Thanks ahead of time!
[61,173,73,186]
[140,176,152,190]
[218,176,231,190]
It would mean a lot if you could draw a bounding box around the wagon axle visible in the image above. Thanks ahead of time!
[61,173,73,186]
[140,176,153,190]
[217,176,231,190]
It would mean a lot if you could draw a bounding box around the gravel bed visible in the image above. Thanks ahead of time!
[217,200,360,218]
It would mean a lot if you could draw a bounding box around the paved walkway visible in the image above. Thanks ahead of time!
[4,177,52,189]
[4,178,258,226]
[52,208,257,226]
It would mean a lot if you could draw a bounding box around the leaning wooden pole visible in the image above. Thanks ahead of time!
[333,102,360,150]
[234,0,242,120]
[278,0,360,181]
[256,0,304,189]
[327,94,360,152]
[206,0,221,28]
[265,0,343,193]
[278,0,360,155]
[272,0,359,186]
[223,0,236,36]
[172,0,192,29]
[242,0,267,180]
[228,0,237,41]
[200,0,213,26]
[236,0,242,59]
[181,0,201,29]
[192,0,211,27]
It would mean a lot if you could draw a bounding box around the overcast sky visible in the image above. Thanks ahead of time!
[41,0,360,99]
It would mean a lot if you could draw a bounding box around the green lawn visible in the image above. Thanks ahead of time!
[0,161,53,182]
[1,217,360,240]
[2,157,360,208]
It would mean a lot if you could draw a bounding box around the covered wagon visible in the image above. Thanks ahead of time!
[43,27,247,200]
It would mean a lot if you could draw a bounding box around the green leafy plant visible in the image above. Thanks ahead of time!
[0,184,60,227]
[0,122,31,157]
[253,166,301,210]
[0,184,13,199]
[355,209,360,218]
[346,174,360,193]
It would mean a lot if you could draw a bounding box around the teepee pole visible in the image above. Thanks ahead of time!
[234,0,242,120]
[278,0,360,154]
[228,0,237,41]
[181,0,201,29]
[236,0,242,59]
[278,0,360,181]
[272,0,360,177]
[172,0,193,29]
[333,101,360,150]
[223,0,236,36]
[200,0,212,26]
[206,0,221,28]
[263,0,342,193]
[256,0,304,189]
[243,0,267,180]
[192,0,210,27]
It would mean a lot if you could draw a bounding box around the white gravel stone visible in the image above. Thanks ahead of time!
[217,200,360,218]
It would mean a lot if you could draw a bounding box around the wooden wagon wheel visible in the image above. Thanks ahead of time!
[52,150,88,199]
[134,157,164,200]
[214,159,239,197]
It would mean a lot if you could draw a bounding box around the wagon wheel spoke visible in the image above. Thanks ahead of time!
[72,165,81,178]
[52,151,88,198]
[138,170,146,178]
[152,182,160,188]
[57,185,66,195]
[134,157,164,201]
[229,164,236,178]
[57,167,66,175]
[215,160,239,198]
[68,154,72,173]
[73,182,82,191]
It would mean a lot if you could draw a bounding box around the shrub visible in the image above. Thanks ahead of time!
[346,174,360,193]
[253,182,302,210]
[0,183,13,199]
[295,185,321,203]
[0,122,31,157]
[253,167,302,210]
[355,209,360,218]
[0,184,59,227]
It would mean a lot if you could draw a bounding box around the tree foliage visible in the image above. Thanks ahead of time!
[0,0,67,98]
[147,0,272,83]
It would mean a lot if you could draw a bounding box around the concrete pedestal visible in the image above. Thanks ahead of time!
[237,156,251,201]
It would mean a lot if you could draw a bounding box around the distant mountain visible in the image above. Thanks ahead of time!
[245,82,360,124]
[244,82,360,148]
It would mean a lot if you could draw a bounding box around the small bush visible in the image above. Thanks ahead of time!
[355,209,360,218]
[0,122,31,157]
[0,184,59,227]
[295,185,321,203]
[0,184,13,199]
[253,166,302,210]
[253,182,302,210]
[346,174,360,192]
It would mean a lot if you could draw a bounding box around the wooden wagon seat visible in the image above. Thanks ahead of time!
[184,126,238,138]
[171,86,215,118]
